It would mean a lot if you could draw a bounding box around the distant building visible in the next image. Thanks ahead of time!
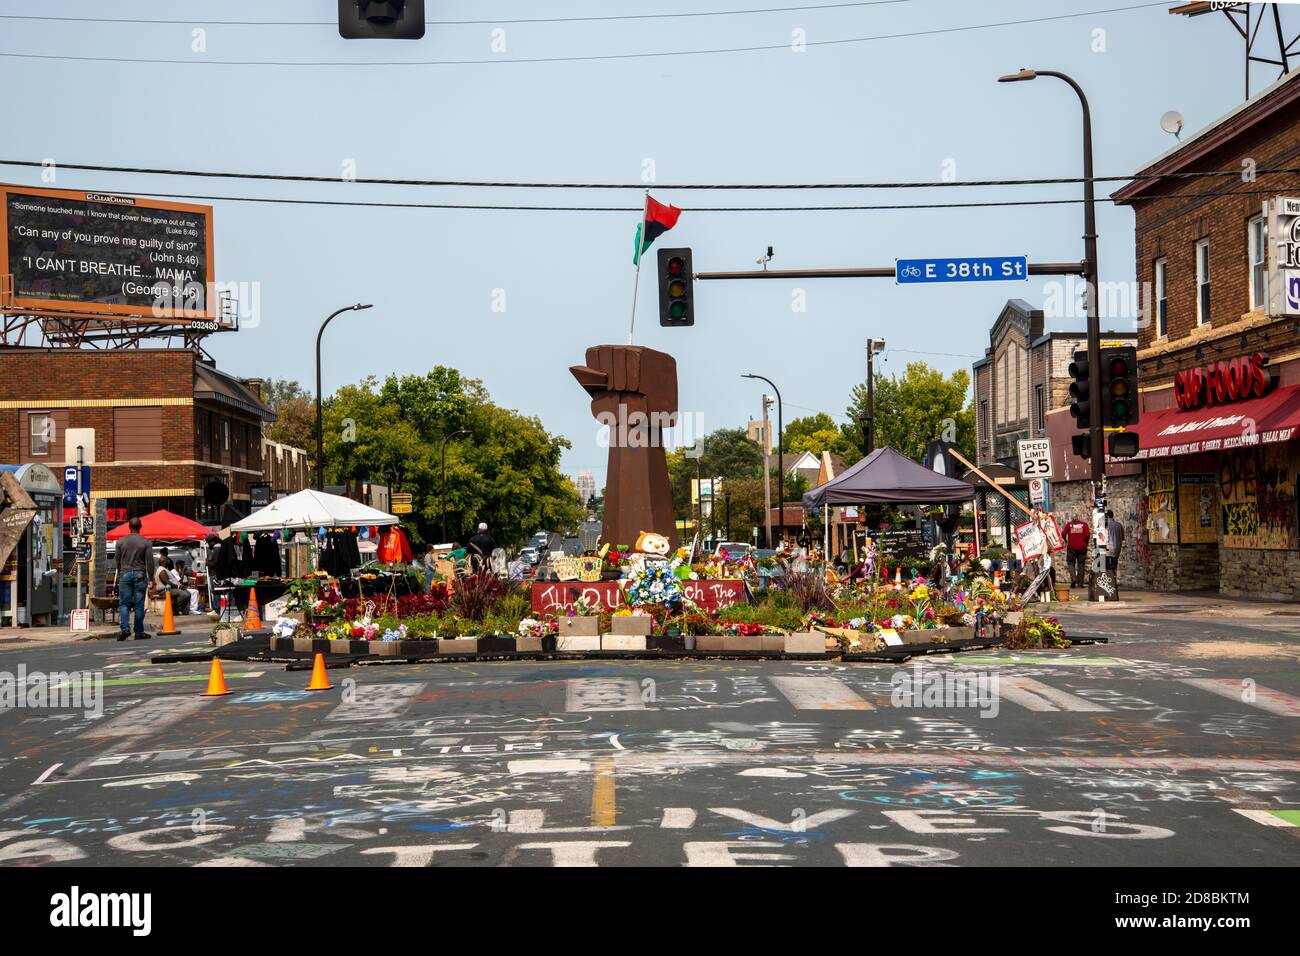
[574,468,596,505]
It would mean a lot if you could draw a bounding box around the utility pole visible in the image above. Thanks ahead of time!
[761,395,774,548]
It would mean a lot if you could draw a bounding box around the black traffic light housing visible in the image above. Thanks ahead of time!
[1099,345,1140,429]
[339,0,426,39]
[658,248,695,327]
[1071,433,1090,461]
[1068,349,1091,430]
[1108,432,1140,458]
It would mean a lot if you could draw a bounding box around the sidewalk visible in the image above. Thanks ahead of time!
[1050,588,1300,618]
[0,609,215,647]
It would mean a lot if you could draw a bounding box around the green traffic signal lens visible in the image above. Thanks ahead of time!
[669,301,687,319]
[1112,399,1129,419]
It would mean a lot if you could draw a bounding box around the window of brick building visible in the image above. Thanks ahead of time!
[1035,384,1045,432]
[28,413,54,456]
[222,419,230,452]
[980,400,989,450]
[1249,216,1267,310]
[1195,239,1211,326]
[1154,257,1167,337]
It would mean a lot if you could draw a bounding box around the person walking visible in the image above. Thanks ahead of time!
[1105,510,1126,578]
[1063,513,1091,587]
[422,543,437,593]
[467,522,496,573]
[115,517,155,641]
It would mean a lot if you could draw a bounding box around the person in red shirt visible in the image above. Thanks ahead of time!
[1063,513,1091,587]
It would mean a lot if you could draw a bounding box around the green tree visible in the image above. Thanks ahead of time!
[844,362,975,464]
[667,427,764,522]
[322,369,581,548]
[260,379,316,462]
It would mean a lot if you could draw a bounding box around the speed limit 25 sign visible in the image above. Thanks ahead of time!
[1017,438,1053,480]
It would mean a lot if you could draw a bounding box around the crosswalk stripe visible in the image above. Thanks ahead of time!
[770,675,873,711]
[1233,808,1300,827]
[80,696,214,738]
[326,681,426,721]
[565,679,646,712]
[1180,679,1300,717]
[997,677,1110,713]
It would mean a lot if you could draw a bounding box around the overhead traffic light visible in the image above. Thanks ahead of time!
[1068,349,1091,431]
[1100,345,1140,429]
[1071,433,1090,461]
[338,0,426,39]
[658,248,695,327]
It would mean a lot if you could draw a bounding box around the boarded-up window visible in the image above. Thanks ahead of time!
[114,407,163,461]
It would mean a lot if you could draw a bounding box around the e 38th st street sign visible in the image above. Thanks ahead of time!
[895,255,1028,284]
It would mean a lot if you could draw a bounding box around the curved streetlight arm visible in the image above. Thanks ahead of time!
[440,428,470,543]
[315,303,373,491]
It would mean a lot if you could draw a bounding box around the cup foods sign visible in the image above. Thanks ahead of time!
[0,184,214,320]
[1268,196,1300,317]
[1173,350,1275,411]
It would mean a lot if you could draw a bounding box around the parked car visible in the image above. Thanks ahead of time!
[713,541,753,560]
[518,547,540,566]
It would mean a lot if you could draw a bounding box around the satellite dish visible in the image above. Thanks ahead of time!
[1160,110,1184,140]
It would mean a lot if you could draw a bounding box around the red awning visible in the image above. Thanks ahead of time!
[106,509,213,541]
[1131,383,1300,459]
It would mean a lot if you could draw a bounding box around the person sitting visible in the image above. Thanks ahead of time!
[154,557,192,615]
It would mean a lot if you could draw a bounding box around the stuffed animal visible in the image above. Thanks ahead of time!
[634,530,671,558]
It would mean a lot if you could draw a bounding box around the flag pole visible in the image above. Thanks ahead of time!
[628,189,649,345]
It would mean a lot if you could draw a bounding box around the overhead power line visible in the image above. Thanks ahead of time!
[0,1,909,27]
[0,2,1169,66]
[1,158,1294,191]
[10,185,1288,214]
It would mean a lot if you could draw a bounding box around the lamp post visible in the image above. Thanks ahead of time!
[743,373,783,546]
[999,67,1104,595]
[865,338,886,454]
[315,303,373,491]
[440,428,469,544]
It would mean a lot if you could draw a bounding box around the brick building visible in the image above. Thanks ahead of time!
[0,348,305,525]
[1096,69,1300,599]
[973,299,1136,466]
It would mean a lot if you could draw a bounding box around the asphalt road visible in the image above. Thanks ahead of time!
[0,607,1298,868]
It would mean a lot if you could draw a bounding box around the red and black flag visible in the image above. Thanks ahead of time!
[632,195,681,265]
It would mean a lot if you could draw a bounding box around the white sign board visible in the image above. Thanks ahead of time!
[69,608,90,632]
[1028,478,1045,505]
[1017,438,1053,480]
[1268,197,1300,317]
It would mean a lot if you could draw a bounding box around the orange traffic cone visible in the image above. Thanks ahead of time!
[893,567,902,587]
[201,656,231,696]
[159,590,178,636]
[244,587,262,630]
[306,652,332,691]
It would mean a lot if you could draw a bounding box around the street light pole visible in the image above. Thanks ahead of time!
[865,338,886,454]
[441,428,469,544]
[315,303,373,491]
[743,373,783,546]
[1000,67,1105,594]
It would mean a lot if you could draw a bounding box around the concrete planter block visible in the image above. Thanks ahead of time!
[516,636,543,653]
[610,615,653,636]
[695,635,726,651]
[370,641,405,656]
[758,635,785,653]
[602,635,647,651]
[329,640,355,655]
[1003,611,1024,627]
[721,636,755,652]
[557,635,601,652]
[560,616,601,637]
[438,638,478,654]
[784,632,824,654]
[900,629,940,645]
[941,626,975,642]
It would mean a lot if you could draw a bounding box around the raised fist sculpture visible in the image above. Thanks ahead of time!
[571,344,679,550]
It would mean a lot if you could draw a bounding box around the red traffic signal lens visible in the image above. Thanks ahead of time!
[1110,358,1128,376]
[667,257,685,277]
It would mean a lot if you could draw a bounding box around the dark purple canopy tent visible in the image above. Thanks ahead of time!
[802,446,975,508]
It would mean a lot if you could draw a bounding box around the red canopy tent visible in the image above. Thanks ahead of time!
[107,509,212,541]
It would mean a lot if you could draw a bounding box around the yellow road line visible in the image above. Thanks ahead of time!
[591,755,617,827]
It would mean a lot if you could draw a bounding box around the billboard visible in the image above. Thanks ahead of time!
[1267,196,1300,317]
[0,185,215,320]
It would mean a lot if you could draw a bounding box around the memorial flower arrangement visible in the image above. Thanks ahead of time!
[517,617,559,638]
[625,560,684,607]
[566,595,600,617]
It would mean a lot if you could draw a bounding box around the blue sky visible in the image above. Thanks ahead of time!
[2,0,1294,486]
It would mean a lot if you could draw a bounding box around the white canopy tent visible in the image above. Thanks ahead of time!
[228,488,400,533]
